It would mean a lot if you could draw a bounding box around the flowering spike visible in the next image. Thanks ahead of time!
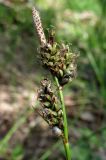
[37,78,63,132]
[32,7,47,46]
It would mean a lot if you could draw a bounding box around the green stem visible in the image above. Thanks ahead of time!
[55,77,71,160]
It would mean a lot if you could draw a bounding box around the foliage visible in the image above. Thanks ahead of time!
[0,0,106,159]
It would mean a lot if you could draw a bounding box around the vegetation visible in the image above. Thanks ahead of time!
[0,0,106,160]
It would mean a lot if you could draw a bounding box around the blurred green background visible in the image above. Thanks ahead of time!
[0,0,106,160]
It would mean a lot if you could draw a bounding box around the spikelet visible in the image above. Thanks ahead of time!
[32,7,47,46]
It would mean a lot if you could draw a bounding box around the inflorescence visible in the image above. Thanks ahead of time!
[32,7,77,137]
[38,79,63,136]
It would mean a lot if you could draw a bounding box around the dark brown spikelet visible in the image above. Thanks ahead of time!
[37,78,63,132]
[40,37,77,86]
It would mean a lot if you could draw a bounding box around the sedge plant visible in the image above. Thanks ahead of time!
[32,7,77,160]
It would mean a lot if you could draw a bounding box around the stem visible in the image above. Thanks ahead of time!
[55,77,71,160]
